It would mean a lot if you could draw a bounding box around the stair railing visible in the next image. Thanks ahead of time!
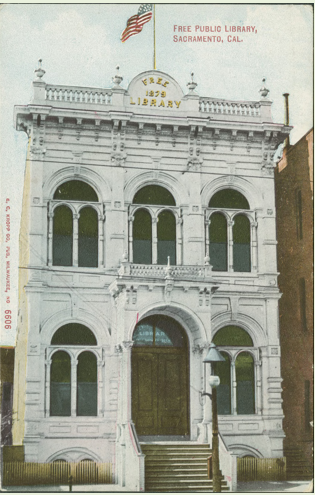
[126,422,145,491]
[218,433,238,491]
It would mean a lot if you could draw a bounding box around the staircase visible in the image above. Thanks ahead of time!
[285,447,313,480]
[141,442,229,492]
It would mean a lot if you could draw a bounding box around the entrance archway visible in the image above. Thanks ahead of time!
[131,315,189,436]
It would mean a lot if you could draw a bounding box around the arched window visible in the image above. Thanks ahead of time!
[235,352,255,414]
[213,326,256,415]
[53,205,73,266]
[209,213,227,271]
[77,352,97,416]
[133,315,185,347]
[233,215,250,272]
[157,210,176,265]
[78,207,98,267]
[51,180,101,268]
[208,189,253,273]
[49,324,98,417]
[131,185,178,265]
[50,351,71,416]
[133,209,152,264]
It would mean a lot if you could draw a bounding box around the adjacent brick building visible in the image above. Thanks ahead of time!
[275,128,313,479]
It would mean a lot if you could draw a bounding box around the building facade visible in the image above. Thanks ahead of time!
[275,128,313,477]
[13,63,290,488]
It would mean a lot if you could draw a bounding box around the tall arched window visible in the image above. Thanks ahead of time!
[133,209,152,264]
[213,326,256,415]
[233,215,251,272]
[207,189,254,273]
[235,352,255,414]
[214,352,231,414]
[131,185,178,265]
[157,210,176,265]
[50,351,71,416]
[209,213,227,271]
[53,205,73,266]
[49,324,98,417]
[51,180,102,268]
[77,352,97,416]
[78,207,98,267]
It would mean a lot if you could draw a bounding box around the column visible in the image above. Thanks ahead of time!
[47,210,54,266]
[45,359,51,417]
[228,220,234,272]
[251,221,258,272]
[97,357,105,417]
[152,217,158,264]
[122,341,134,422]
[128,215,134,263]
[98,210,105,268]
[73,213,79,267]
[176,216,183,265]
[255,359,262,414]
[205,218,210,261]
[71,358,77,417]
[231,361,237,415]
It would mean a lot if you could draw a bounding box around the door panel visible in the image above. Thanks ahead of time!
[132,348,189,436]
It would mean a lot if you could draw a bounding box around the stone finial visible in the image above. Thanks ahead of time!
[259,77,270,99]
[121,250,128,262]
[187,72,198,93]
[34,59,46,81]
[165,256,173,279]
[112,65,123,87]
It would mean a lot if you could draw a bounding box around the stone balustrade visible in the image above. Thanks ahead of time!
[199,97,261,117]
[45,84,112,105]
[118,263,213,279]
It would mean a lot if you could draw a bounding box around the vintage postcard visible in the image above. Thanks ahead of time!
[0,3,313,492]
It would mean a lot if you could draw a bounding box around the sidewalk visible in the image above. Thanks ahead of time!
[2,480,313,492]
[237,480,313,492]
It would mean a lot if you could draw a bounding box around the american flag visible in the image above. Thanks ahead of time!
[121,4,153,43]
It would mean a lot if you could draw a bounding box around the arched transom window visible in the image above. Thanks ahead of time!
[213,325,258,415]
[48,324,99,417]
[49,180,104,268]
[129,185,182,265]
[206,189,257,273]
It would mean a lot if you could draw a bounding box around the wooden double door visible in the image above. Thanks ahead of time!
[132,347,189,436]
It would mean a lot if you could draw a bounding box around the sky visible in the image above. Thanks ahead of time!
[0,2,313,345]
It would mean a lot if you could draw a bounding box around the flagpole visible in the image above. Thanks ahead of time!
[153,4,156,69]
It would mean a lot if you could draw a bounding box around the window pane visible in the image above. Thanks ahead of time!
[210,213,227,271]
[53,180,98,201]
[213,326,253,346]
[53,206,73,266]
[236,352,255,414]
[50,351,71,416]
[233,215,251,272]
[214,353,231,415]
[157,211,176,265]
[133,316,184,347]
[77,352,97,416]
[209,190,249,209]
[133,185,176,206]
[51,324,97,345]
[133,209,152,264]
[78,207,98,267]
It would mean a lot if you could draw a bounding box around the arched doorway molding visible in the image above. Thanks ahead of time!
[124,170,188,206]
[40,308,110,346]
[228,444,263,458]
[46,447,102,463]
[43,166,111,203]
[211,312,267,348]
[127,302,208,346]
[201,175,262,211]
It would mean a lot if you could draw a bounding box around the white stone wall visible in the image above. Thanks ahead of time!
[14,69,290,479]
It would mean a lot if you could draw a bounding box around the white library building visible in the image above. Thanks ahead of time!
[13,62,291,490]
